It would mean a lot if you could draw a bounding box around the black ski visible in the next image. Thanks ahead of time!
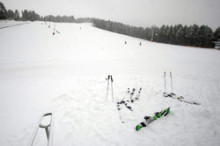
[117,88,133,111]
[117,88,143,123]
[134,88,142,100]
[164,93,201,105]
[163,72,201,105]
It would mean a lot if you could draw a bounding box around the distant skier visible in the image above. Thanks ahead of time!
[125,41,127,45]
[139,42,142,46]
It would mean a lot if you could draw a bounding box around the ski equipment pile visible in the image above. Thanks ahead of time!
[117,87,142,111]
[117,88,134,111]
[164,93,201,105]
[117,87,142,123]
[163,72,201,105]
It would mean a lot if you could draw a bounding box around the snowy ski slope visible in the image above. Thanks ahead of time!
[0,21,220,146]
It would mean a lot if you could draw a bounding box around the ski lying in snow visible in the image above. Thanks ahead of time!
[117,100,133,111]
[134,88,142,100]
[135,107,170,131]
[126,88,142,103]
[117,88,133,111]
[164,93,201,105]
[117,87,142,111]
[163,72,201,105]
[126,88,136,103]
[117,88,132,123]
[117,88,143,123]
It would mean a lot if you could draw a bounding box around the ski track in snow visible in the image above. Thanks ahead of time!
[0,21,220,146]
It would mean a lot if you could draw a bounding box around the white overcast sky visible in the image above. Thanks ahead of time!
[2,0,220,30]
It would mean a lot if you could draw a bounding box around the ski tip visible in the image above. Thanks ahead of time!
[193,101,201,105]
[164,107,170,116]
[135,125,142,131]
[163,93,168,97]
[168,107,170,112]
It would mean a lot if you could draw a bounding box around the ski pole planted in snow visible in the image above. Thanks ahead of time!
[111,76,114,102]
[170,72,174,94]
[105,75,110,101]
[105,75,114,102]
[28,113,54,146]
[163,71,167,95]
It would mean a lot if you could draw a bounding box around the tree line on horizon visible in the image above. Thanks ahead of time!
[89,18,220,48]
[1,2,220,48]
[0,2,75,22]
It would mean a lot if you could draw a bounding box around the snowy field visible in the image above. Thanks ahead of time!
[0,21,220,146]
[0,20,28,29]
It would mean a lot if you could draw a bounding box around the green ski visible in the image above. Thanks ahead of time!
[135,107,170,131]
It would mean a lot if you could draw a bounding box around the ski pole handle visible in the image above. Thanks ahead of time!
[111,76,113,82]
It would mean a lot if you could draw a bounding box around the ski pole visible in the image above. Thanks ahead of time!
[106,75,110,101]
[164,72,167,94]
[170,72,173,93]
[111,75,114,102]
[28,113,54,146]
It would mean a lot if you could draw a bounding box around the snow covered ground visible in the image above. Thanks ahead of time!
[0,21,220,146]
[0,20,28,29]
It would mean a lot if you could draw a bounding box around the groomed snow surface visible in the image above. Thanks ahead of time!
[0,21,220,146]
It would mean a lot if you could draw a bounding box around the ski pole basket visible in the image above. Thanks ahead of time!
[28,112,54,146]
